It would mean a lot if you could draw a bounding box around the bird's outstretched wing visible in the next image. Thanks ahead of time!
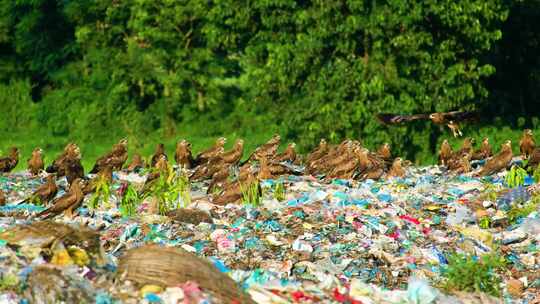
[376,113,430,124]
[441,111,478,122]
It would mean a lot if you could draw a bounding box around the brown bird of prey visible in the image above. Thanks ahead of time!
[520,129,535,159]
[150,143,168,168]
[125,153,145,172]
[83,166,113,195]
[243,134,281,164]
[438,140,453,166]
[387,157,406,178]
[377,111,477,137]
[194,137,226,166]
[206,164,231,194]
[0,188,6,206]
[36,178,85,219]
[356,148,385,181]
[471,138,492,160]
[221,139,244,165]
[27,148,44,176]
[527,147,540,169]
[308,140,355,175]
[450,153,472,175]
[45,143,77,175]
[451,138,474,160]
[0,147,20,173]
[476,140,513,176]
[175,140,194,169]
[21,174,58,205]
[306,139,328,166]
[212,172,260,206]
[61,146,85,186]
[326,148,360,180]
[90,139,128,173]
[376,143,392,163]
[274,143,297,163]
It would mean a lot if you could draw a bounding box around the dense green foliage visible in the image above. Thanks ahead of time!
[1,0,539,164]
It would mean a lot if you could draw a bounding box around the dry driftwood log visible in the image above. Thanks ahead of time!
[117,244,255,304]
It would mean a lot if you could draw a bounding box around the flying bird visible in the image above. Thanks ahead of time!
[21,174,58,205]
[36,178,85,219]
[175,140,194,169]
[27,148,44,176]
[377,111,477,137]
[0,147,20,173]
[519,129,535,159]
[150,143,168,168]
[475,140,513,176]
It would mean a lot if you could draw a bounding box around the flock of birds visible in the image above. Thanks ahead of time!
[0,128,538,219]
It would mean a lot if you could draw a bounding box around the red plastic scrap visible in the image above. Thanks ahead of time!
[399,215,420,225]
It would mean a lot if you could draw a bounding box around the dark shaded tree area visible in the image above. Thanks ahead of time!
[0,0,538,162]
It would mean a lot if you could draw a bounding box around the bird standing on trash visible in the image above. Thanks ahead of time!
[273,143,297,163]
[0,188,6,206]
[150,143,168,168]
[83,165,113,195]
[451,138,474,160]
[306,139,328,167]
[221,139,244,165]
[376,143,392,163]
[243,134,280,164]
[194,137,226,166]
[212,171,259,205]
[387,157,406,178]
[472,138,492,160]
[0,147,20,173]
[22,174,58,205]
[27,148,44,176]
[36,178,85,219]
[476,140,513,176]
[175,140,194,169]
[438,140,453,166]
[45,143,77,175]
[90,139,128,173]
[125,153,145,172]
[520,129,535,159]
[206,164,231,194]
[61,146,85,186]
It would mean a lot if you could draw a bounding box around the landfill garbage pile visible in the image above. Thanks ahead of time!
[1,163,539,304]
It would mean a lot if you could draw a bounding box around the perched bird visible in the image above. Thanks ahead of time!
[0,147,20,173]
[438,140,453,166]
[125,153,145,172]
[356,148,385,181]
[212,172,259,205]
[61,146,85,186]
[175,140,194,169]
[190,156,224,181]
[45,143,77,175]
[306,139,328,166]
[520,129,535,159]
[326,150,359,180]
[150,143,168,168]
[21,174,58,205]
[476,140,513,176]
[472,138,492,160]
[27,148,44,176]
[452,154,472,175]
[83,166,113,195]
[90,139,128,173]
[376,143,392,163]
[243,134,281,164]
[221,139,244,165]
[308,140,354,175]
[0,188,5,206]
[194,138,226,166]
[387,157,406,178]
[273,143,297,163]
[36,178,85,219]
[259,155,302,179]
[451,138,474,160]
[206,164,231,194]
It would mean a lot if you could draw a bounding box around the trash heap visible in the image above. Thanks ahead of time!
[0,165,539,303]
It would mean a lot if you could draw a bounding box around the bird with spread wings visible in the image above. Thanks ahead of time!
[376,111,478,137]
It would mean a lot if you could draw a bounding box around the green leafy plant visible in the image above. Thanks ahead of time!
[532,165,540,183]
[240,181,261,207]
[120,184,140,217]
[148,167,191,215]
[507,194,540,225]
[273,182,285,202]
[89,176,111,210]
[443,253,506,296]
[505,165,528,188]
[0,274,18,291]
